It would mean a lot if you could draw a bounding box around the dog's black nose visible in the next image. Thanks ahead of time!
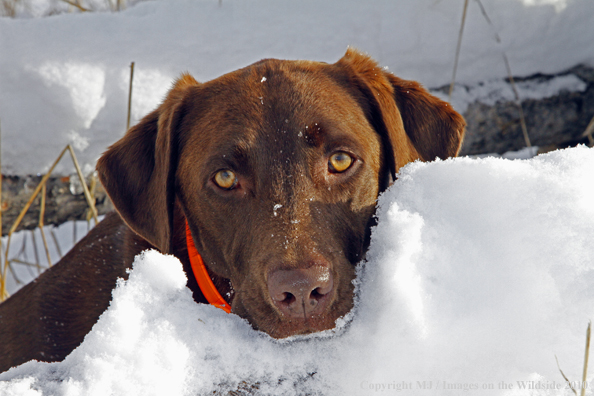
[268,265,334,318]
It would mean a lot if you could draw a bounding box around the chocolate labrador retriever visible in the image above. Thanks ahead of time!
[0,49,465,372]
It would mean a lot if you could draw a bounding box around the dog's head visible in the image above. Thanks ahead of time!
[97,49,465,338]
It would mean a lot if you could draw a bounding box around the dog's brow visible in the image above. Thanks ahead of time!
[302,122,326,147]
[231,143,250,164]
[215,139,253,167]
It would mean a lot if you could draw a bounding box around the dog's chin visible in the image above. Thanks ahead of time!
[232,299,354,339]
[263,316,341,339]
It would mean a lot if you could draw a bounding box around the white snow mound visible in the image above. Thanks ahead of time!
[1,146,594,395]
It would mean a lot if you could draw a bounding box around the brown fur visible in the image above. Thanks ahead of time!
[0,49,465,373]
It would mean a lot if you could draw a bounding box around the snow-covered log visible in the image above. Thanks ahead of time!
[456,65,594,155]
[0,174,113,236]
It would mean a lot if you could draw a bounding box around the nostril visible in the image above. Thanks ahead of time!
[278,292,296,305]
[313,275,333,296]
[310,287,326,300]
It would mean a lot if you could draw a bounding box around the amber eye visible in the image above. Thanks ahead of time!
[213,170,237,190]
[328,152,354,173]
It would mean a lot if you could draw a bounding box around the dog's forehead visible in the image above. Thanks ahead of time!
[189,58,375,156]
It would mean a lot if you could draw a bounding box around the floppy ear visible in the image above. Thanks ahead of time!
[336,48,465,179]
[96,74,199,253]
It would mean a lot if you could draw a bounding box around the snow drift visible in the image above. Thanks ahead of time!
[1,0,593,175]
[1,146,593,395]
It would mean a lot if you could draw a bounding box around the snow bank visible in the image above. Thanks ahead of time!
[2,217,105,295]
[437,73,589,114]
[1,0,593,174]
[1,146,593,395]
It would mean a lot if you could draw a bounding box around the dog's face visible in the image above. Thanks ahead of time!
[176,62,384,337]
[97,49,465,338]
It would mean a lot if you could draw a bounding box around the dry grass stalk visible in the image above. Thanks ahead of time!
[475,0,531,147]
[67,145,98,223]
[0,144,98,301]
[127,61,135,131]
[114,0,124,12]
[9,258,42,268]
[39,184,52,267]
[502,53,531,147]
[556,355,578,396]
[5,257,23,286]
[60,0,89,12]
[29,229,41,272]
[555,322,591,396]
[0,144,70,298]
[85,171,98,223]
[50,228,63,257]
[15,233,26,257]
[448,0,469,101]
[0,0,19,17]
[5,258,22,286]
[581,321,591,396]
[1,0,132,16]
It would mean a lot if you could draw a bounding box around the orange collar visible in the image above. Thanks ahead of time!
[185,221,231,313]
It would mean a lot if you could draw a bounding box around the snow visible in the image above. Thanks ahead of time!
[437,73,589,114]
[2,217,104,295]
[1,146,594,395]
[469,146,541,161]
[0,0,593,174]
